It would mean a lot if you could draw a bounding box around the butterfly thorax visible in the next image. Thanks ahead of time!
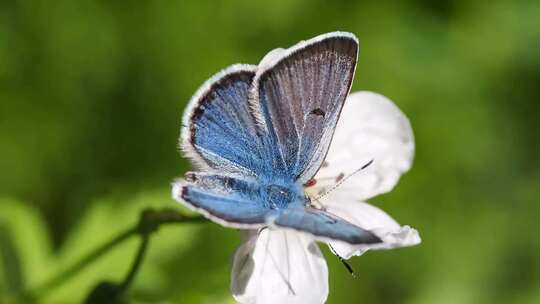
[261,179,305,210]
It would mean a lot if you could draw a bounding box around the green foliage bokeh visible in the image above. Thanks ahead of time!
[1,0,539,303]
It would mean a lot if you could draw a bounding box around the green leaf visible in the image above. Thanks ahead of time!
[0,198,54,296]
[0,223,24,297]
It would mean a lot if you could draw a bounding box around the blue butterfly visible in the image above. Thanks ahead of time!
[174,32,382,246]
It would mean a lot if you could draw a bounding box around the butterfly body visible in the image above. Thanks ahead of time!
[174,32,382,245]
[262,180,306,210]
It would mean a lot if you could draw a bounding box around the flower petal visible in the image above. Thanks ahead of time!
[231,228,328,304]
[315,91,414,201]
[322,192,421,259]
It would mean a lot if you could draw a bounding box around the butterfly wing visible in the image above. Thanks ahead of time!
[273,207,381,245]
[181,64,265,177]
[173,172,272,228]
[178,33,360,230]
[250,32,358,182]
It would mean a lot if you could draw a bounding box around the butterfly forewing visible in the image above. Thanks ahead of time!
[251,33,358,182]
[181,64,265,176]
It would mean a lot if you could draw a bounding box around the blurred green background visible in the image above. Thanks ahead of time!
[1,0,539,303]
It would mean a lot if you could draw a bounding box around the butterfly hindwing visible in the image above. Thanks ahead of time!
[273,207,381,245]
[174,172,271,228]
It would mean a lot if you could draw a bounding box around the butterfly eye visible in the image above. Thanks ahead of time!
[309,108,326,118]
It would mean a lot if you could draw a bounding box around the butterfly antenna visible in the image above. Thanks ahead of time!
[329,244,357,278]
[315,159,374,200]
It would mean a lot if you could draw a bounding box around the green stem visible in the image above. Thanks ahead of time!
[33,227,137,296]
[29,208,207,298]
[118,235,149,292]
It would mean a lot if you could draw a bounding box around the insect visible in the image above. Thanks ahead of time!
[173,32,382,246]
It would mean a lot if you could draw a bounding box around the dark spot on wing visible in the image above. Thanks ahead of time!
[310,108,325,118]
[335,172,345,182]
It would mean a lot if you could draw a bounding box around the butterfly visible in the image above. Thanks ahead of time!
[173,32,382,246]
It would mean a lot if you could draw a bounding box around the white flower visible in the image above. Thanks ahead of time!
[231,91,421,304]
